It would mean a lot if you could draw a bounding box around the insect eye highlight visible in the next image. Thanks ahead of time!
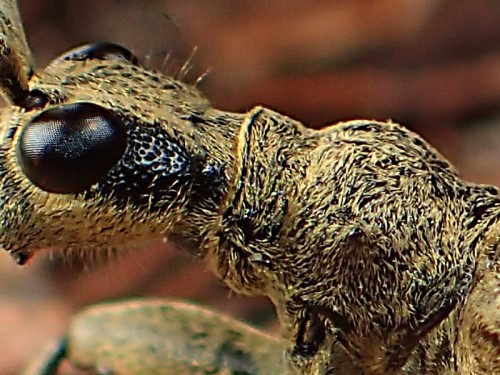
[16,103,128,194]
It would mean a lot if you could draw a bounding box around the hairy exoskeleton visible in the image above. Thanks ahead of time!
[1,1,498,374]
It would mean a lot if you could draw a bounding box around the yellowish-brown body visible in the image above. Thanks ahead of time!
[0,1,498,374]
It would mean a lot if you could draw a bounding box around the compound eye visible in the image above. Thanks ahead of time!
[50,42,139,66]
[17,103,128,194]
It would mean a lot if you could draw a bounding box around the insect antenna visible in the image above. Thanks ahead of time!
[0,0,34,104]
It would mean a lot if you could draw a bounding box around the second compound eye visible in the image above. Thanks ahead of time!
[16,103,128,194]
[49,42,139,66]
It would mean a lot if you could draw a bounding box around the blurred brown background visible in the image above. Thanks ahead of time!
[1,0,499,373]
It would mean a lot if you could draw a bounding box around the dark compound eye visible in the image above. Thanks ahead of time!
[50,42,139,66]
[16,103,128,194]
